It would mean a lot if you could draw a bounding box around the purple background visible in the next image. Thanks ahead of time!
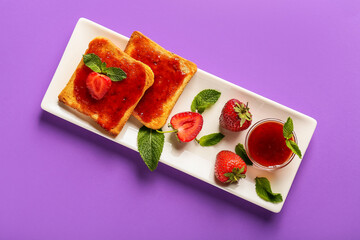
[1,0,359,239]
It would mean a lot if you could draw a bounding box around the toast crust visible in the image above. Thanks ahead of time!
[125,31,197,129]
[58,37,154,136]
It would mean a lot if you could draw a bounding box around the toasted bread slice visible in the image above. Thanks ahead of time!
[124,31,197,129]
[58,37,154,136]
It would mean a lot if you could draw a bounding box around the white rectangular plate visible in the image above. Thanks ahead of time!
[41,18,317,213]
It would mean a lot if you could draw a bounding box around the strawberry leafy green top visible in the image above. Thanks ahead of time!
[83,53,127,82]
[234,102,252,127]
[224,166,246,184]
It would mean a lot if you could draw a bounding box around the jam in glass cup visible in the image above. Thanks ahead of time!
[245,118,297,170]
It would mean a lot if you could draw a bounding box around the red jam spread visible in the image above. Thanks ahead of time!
[74,39,146,131]
[247,121,294,167]
[128,36,187,123]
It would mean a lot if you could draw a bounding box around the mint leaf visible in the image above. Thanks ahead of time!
[283,117,294,139]
[137,126,165,171]
[286,139,302,159]
[283,117,302,159]
[191,89,221,114]
[83,53,102,73]
[106,67,127,82]
[255,177,283,203]
[197,133,224,146]
[83,53,127,82]
[235,143,253,165]
[100,61,107,73]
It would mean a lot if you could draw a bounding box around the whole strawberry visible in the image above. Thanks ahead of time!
[219,99,252,131]
[215,150,247,184]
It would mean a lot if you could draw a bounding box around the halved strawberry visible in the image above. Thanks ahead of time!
[215,150,247,184]
[170,112,203,142]
[86,72,112,100]
[219,99,252,131]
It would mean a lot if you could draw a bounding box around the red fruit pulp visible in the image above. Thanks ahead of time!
[170,112,203,142]
[86,72,112,100]
[247,121,294,167]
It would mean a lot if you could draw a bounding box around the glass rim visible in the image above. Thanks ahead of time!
[245,118,297,171]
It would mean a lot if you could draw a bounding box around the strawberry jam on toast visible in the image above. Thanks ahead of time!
[58,37,154,136]
[125,31,197,130]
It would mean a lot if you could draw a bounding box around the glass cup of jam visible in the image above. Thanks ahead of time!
[245,118,297,170]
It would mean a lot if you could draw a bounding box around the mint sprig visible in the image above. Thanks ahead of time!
[105,67,127,82]
[283,117,294,139]
[83,53,103,72]
[255,177,283,203]
[83,53,127,82]
[286,140,302,159]
[283,117,302,159]
[137,126,165,171]
[196,133,224,146]
[191,89,221,114]
[235,143,252,165]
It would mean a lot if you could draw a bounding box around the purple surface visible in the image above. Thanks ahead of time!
[1,0,359,239]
